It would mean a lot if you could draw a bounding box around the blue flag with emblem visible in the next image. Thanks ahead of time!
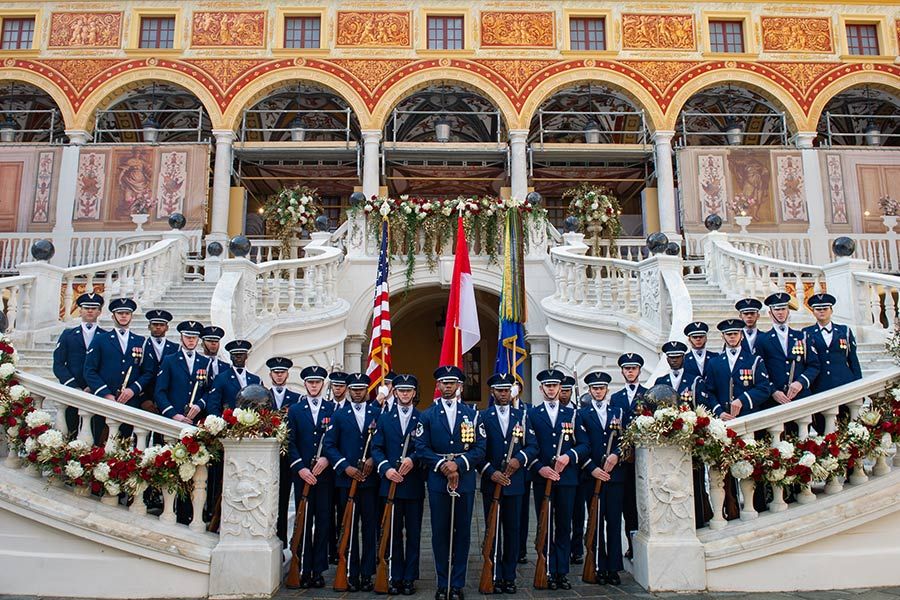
[494,203,527,390]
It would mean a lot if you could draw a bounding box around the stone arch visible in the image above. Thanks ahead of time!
[0,70,76,130]
[370,68,519,134]
[806,71,900,134]
[663,69,807,133]
[222,67,371,131]
[72,68,223,131]
[518,68,665,133]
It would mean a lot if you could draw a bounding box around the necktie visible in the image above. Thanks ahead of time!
[86,323,93,330]
[547,402,556,410]
[445,401,453,410]
[498,406,507,416]
[118,329,126,335]
[275,387,284,394]
[628,385,635,393]
[400,406,410,415]
[354,403,362,412]
[730,349,738,356]
[186,351,193,359]
[310,398,319,408]
[236,368,244,375]
[779,326,786,333]
[822,327,831,333]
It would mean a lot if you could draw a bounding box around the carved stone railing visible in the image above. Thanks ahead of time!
[0,233,49,275]
[0,275,35,336]
[854,271,900,336]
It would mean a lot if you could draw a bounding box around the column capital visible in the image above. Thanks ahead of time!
[508,129,530,142]
[64,130,90,145]
[361,129,382,142]
[652,130,676,144]
[793,132,818,149]
[212,129,236,143]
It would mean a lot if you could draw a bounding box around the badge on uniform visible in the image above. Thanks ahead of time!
[739,368,752,384]
[562,421,574,441]
[414,422,424,437]
[839,338,848,351]
[460,416,475,449]
[321,416,331,432]
[680,389,693,404]
[196,369,207,383]
[477,421,486,439]
[512,423,524,439]
[791,340,805,358]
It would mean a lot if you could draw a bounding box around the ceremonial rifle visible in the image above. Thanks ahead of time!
[534,417,570,590]
[334,420,377,592]
[479,412,523,594]
[374,430,411,594]
[583,419,620,583]
[285,422,329,589]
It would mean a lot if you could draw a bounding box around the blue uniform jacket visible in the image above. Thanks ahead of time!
[269,387,302,412]
[53,324,105,390]
[83,329,153,403]
[287,397,335,476]
[578,402,625,483]
[323,401,381,489]
[741,330,761,356]
[154,351,212,418]
[802,323,862,391]
[705,348,771,416]
[142,337,179,404]
[756,327,820,398]
[478,405,538,496]
[528,402,589,487]
[683,349,717,382]
[413,400,486,495]
[204,368,263,416]
[610,384,649,425]
[371,405,424,499]
[654,372,714,412]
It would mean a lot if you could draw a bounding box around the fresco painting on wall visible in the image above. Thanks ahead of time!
[825,154,849,225]
[74,152,106,221]
[32,152,54,224]
[155,151,188,218]
[697,154,727,219]
[111,148,154,220]
[727,150,776,225]
[775,155,808,222]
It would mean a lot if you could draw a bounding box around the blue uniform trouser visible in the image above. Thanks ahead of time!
[293,477,333,576]
[518,483,532,559]
[571,479,587,558]
[337,486,378,581]
[481,489,523,582]
[386,497,424,583]
[533,478,576,577]
[429,490,474,590]
[581,480,624,573]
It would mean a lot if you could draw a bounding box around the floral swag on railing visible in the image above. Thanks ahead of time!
[563,184,622,256]
[264,185,323,259]
[348,195,546,288]
[623,396,899,490]
[0,340,287,499]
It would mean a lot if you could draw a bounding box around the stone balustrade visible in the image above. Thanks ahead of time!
[855,271,900,336]
[0,275,35,337]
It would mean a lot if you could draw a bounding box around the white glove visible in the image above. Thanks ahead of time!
[511,383,520,399]
[377,384,389,398]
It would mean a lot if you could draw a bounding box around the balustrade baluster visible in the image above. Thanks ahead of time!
[160,488,177,524]
[822,407,844,493]
[302,267,313,310]
[259,273,271,315]
[77,410,94,444]
[767,424,788,512]
[707,465,727,530]
[793,273,804,308]
[63,276,75,321]
[793,415,817,503]
[287,269,297,313]
[19,282,31,329]
[189,465,208,532]
[867,285,881,327]
[105,421,121,453]
[134,428,149,451]
[873,435,892,476]
[315,265,325,308]
[847,399,869,485]
[885,288,898,331]
[53,400,69,439]
[739,434,759,520]
[572,264,585,305]
[270,271,282,317]
[7,285,19,332]
[129,481,149,515]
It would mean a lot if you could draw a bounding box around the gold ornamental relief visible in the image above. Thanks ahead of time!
[619,61,701,91]
[480,12,555,48]
[191,11,267,48]
[622,14,695,50]
[475,60,559,90]
[761,17,832,53]
[37,59,122,91]
[48,12,122,48]
[335,12,411,47]
[328,59,415,92]
[763,62,839,93]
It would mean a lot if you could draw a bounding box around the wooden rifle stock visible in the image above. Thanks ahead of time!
[285,480,311,588]
[374,433,411,594]
[479,482,503,593]
[582,477,603,584]
[334,424,376,591]
[533,478,552,589]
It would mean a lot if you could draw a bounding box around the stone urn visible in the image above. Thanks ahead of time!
[881,214,898,233]
[734,214,753,234]
[131,213,150,232]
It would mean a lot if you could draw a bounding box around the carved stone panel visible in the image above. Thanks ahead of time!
[622,14,695,50]
[635,445,696,538]
[48,12,122,48]
[219,440,279,541]
[480,12,555,48]
[335,12,411,47]
[191,11,267,48]
[761,17,833,53]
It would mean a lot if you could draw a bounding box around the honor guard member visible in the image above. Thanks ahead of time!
[84,298,153,441]
[756,293,820,410]
[375,371,397,413]
[683,322,717,382]
[200,326,230,381]
[154,321,211,424]
[325,372,380,591]
[141,310,178,413]
[736,298,764,355]
[530,368,589,590]
[706,319,772,420]
[610,353,646,559]
[804,293,862,393]
[371,374,425,596]
[578,371,625,585]
[329,371,350,411]
[267,357,302,547]
[414,365,486,600]
[286,365,336,588]
[512,382,534,565]
[205,340,261,415]
[53,292,104,433]
[562,373,586,564]
[558,375,576,407]
[479,372,538,594]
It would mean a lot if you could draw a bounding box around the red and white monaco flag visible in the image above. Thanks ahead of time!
[438,216,481,370]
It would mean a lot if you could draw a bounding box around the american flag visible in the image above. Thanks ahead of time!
[365,217,392,394]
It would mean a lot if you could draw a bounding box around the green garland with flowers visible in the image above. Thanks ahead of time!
[0,339,287,499]
[348,194,546,289]
[622,392,899,489]
[263,185,324,259]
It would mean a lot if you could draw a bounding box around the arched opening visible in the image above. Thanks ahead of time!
[674,84,791,147]
[92,82,211,144]
[233,82,363,230]
[526,82,651,233]
[382,82,508,198]
[817,84,900,148]
[0,81,65,143]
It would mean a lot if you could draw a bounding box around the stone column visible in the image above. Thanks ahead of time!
[632,444,706,591]
[361,130,382,201]
[526,334,549,404]
[209,438,281,599]
[209,130,235,247]
[508,129,529,201]
[343,334,367,373]
[653,131,679,240]
[51,130,90,268]
[16,261,64,331]
[795,132,830,265]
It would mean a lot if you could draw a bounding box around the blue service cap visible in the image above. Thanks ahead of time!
[561,375,576,390]
[617,353,644,368]
[76,293,104,309]
[225,339,252,353]
[346,372,371,389]
[735,298,763,313]
[384,371,398,383]
[201,326,225,341]
[393,374,418,390]
[433,365,464,382]
[718,318,744,333]
[266,356,293,371]
[536,369,565,384]
[177,320,204,336]
[684,321,709,337]
[109,297,137,313]
[487,372,515,389]
[662,341,688,356]
[301,365,328,381]
[584,371,612,387]
[764,292,792,309]
[808,293,836,309]
[145,309,172,324]
[329,371,349,385]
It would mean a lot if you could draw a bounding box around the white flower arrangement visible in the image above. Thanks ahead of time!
[730,460,754,479]
[104,481,121,496]
[847,422,870,442]
[201,415,226,436]
[25,410,52,428]
[67,439,90,452]
[93,462,111,483]
[0,362,15,378]
[36,429,64,449]
[773,440,795,459]
[9,384,27,400]
[798,451,817,468]
[65,460,84,479]
[178,462,196,482]
[766,468,787,482]
[234,408,260,427]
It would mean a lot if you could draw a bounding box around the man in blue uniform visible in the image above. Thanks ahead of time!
[372,374,425,596]
[530,368,589,591]
[205,340,261,415]
[756,292,820,411]
[804,293,862,393]
[84,297,153,441]
[513,383,533,565]
[683,322,716,382]
[706,319,772,419]
[266,357,302,547]
[578,371,624,585]
[154,321,211,424]
[562,374,587,565]
[478,372,537,594]
[736,298,763,355]
[286,364,335,588]
[328,371,349,411]
[141,309,178,414]
[53,292,104,435]
[326,369,349,564]
[200,326,230,381]
[375,371,397,413]
[414,365,486,600]
[610,352,646,560]
[325,372,380,592]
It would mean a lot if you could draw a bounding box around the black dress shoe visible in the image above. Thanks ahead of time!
[607,571,621,586]
[557,575,572,590]
[570,554,583,565]
[299,574,310,589]
[347,579,360,592]
[517,554,527,564]
[503,581,517,594]
[596,570,608,585]
[547,578,558,591]
[435,590,448,600]
[387,581,401,595]
[402,581,415,595]
[491,580,503,594]
[360,577,374,592]
[450,587,465,600]
[624,547,634,560]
